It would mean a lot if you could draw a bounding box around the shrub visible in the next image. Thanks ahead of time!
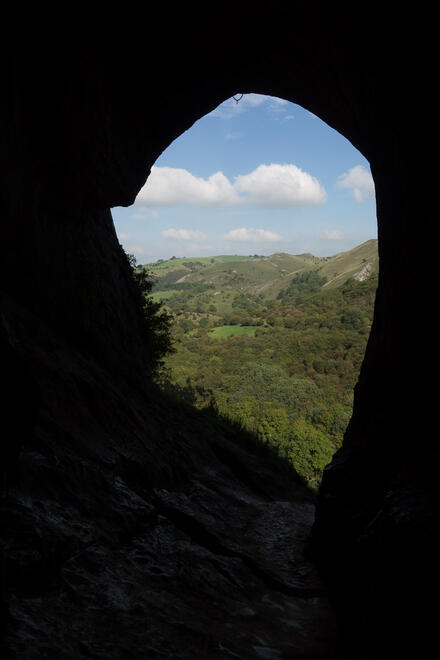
[125,252,174,375]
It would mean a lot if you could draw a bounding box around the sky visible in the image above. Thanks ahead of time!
[112,94,377,264]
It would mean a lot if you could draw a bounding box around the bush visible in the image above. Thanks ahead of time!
[280,417,334,486]
[125,252,174,375]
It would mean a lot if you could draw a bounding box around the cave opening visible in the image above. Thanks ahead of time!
[2,17,436,656]
[112,93,378,489]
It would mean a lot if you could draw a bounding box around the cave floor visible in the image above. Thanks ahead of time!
[5,460,339,659]
[2,300,339,658]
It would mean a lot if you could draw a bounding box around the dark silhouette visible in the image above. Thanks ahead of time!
[0,8,437,658]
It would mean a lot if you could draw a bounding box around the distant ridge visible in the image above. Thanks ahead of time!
[144,239,378,299]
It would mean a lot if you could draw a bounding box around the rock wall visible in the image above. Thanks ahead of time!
[1,8,437,658]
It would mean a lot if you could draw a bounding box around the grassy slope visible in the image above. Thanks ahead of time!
[147,240,378,308]
[318,239,379,288]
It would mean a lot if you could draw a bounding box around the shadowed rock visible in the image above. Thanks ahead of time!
[1,7,437,658]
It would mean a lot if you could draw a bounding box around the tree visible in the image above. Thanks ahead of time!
[231,362,321,419]
[125,252,174,375]
[281,417,334,485]
[180,319,195,334]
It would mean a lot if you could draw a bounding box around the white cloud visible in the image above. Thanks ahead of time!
[132,208,158,220]
[136,163,326,209]
[319,229,345,240]
[266,97,289,115]
[336,165,375,203]
[162,228,208,241]
[224,228,283,243]
[234,163,326,208]
[206,94,291,120]
[138,166,240,206]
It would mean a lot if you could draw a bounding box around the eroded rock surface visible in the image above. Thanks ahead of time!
[1,299,338,659]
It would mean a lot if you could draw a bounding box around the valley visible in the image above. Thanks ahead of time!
[139,239,379,487]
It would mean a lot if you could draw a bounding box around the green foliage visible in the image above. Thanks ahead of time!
[148,243,378,485]
[277,270,327,302]
[209,325,259,339]
[279,417,335,486]
[179,318,195,334]
[229,362,321,419]
[125,252,174,375]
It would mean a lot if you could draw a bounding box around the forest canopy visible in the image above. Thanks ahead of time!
[135,242,378,487]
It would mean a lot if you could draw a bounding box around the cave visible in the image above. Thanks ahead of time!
[1,10,437,659]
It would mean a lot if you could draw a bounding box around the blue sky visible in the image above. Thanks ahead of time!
[112,94,377,264]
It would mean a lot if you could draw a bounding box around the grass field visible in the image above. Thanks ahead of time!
[208,325,261,339]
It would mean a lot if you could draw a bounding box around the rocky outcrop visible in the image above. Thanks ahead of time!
[353,263,373,282]
[1,295,338,658]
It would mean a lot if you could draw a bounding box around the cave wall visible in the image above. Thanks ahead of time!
[1,8,437,657]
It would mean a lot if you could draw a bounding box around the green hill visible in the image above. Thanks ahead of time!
[317,239,379,288]
[147,240,378,488]
[144,239,378,311]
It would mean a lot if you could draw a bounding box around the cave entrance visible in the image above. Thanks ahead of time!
[112,94,378,488]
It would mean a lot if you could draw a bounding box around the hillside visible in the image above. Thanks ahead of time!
[144,239,378,302]
[142,239,378,327]
[141,240,379,488]
[317,239,379,288]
